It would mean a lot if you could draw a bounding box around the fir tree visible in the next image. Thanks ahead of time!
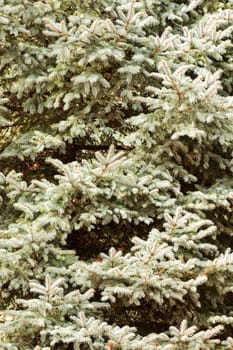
[0,0,233,349]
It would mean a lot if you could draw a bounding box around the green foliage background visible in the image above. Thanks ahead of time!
[0,0,233,349]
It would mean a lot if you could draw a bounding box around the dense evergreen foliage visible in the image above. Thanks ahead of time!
[0,0,233,349]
